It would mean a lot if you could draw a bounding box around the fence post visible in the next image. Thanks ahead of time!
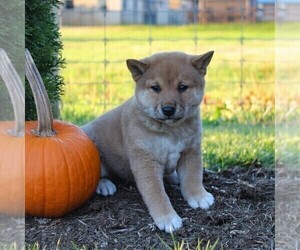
[240,3,245,99]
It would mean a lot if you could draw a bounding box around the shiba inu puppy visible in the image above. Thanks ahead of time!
[83,51,214,232]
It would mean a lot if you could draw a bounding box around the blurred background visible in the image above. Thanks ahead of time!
[56,0,296,170]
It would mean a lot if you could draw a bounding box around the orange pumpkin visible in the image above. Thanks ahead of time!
[0,49,25,216]
[0,122,25,216]
[25,50,100,217]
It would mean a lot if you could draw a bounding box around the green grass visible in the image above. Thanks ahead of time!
[59,23,276,170]
[0,242,21,250]
[157,233,219,250]
[203,123,274,170]
[276,123,300,169]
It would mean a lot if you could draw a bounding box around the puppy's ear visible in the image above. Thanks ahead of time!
[126,59,149,81]
[191,51,214,75]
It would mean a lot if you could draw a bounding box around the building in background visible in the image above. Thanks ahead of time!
[256,0,300,22]
[60,0,300,25]
[61,0,197,25]
[278,0,300,21]
[256,0,275,21]
[121,0,145,24]
[199,0,300,23]
[199,0,256,23]
[122,0,197,24]
[61,0,123,25]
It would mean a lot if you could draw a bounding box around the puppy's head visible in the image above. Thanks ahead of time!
[126,51,214,124]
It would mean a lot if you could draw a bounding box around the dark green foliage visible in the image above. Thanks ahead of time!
[0,0,24,71]
[0,0,24,120]
[25,0,65,120]
[0,84,13,121]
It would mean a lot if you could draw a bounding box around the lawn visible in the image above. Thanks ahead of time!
[60,23,275,170]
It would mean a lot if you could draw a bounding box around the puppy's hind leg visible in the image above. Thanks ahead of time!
[96,163,117,196]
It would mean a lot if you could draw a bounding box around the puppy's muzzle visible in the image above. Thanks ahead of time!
[162,105,175,118]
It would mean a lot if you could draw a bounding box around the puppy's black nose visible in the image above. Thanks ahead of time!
[162,106,175,117]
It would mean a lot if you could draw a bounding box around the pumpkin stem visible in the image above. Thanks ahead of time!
[0,49,25,137]
[25,49,55,137]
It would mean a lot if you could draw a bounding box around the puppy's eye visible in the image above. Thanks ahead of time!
[178,84,189,93]
[151,85,161,93]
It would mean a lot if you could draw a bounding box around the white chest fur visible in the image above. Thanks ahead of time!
[143,131,199,173]
[153,137,185,172]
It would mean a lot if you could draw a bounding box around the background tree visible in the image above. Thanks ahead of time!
[0,0,24,120]
[25,0,65,120]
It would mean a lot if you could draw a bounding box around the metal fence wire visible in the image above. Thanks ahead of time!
[59,0,275,122]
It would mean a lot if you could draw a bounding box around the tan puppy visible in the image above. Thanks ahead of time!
[83,51,214,233]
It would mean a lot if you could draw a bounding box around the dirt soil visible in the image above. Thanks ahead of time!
[25,167,274,249]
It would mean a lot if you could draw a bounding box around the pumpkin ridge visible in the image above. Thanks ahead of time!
[27,138,42,215]
[52,139,59,215]
[68,135,94,203]
[78,138,97,196]
[25,137,31,211]
[63,136,87,205]
[57,138,73,215]
[42,139,47,216]
[66,135,87,205]
[1,138,15,203]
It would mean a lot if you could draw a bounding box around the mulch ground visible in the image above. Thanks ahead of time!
[25,167,275,249]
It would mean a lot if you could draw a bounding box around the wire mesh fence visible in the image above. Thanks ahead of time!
[58,0,276,125]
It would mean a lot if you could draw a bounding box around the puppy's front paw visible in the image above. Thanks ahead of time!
[187,191,214,209]
[155,212,182,233]
[96,178,117,196]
